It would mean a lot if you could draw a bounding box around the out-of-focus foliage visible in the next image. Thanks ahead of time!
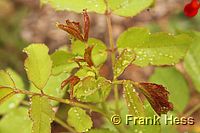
[40,0,154,17]
[0,0,27,78]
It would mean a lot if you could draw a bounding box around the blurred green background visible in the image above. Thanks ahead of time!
[0,0,200,132]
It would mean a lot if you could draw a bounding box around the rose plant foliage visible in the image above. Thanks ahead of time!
[0,0,197,133]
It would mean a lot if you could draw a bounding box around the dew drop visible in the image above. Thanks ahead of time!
[9,103,15,108]
[164,54,169,57]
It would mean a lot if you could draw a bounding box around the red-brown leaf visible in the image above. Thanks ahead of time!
[57,21,84,41]
[138,82,173,115]
[83,9,90,42]
[84,45,94,67]
[61,75,80,89]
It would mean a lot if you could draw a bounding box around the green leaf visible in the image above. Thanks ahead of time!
[0,87,14,104]
[129,101,161,133]
[0,107,32,133]
[67,107,93,132]
[117,27,192,66]
[123,81,145,117]
[160,113,179,133]
[114,49,135,78]
[103,99,161,133]
[75,66,96,79]
[184,31,200,92]
[74,76,111,103]
[149,67,189,113]
[23,44,52,90]
[108,0,154,17]
[30,72,69,106]
[0,70,15,88]
[0,69,25,115]
[51,50,78,75]
[30,95,55,133]
[72,38,107,66]
[41,0,106,14]
[88,128,115,133]
[41,0,154,17]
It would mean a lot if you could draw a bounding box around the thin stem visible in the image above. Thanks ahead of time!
[113,84,119,114]
[105,1,119,114]
[183,103,200,117]
[54,117,77,133]
[106,11,115,67]
[15,89,107,117]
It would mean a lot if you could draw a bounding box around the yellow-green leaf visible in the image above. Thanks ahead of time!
[0,70,15,88]
[30,72,69,106]
[51,50,78,75]
[108,0,154,17]
[24,44,52,90]
[40,0,154,17]
[74,76,111,103]
[117,27,192,66]
[30,95,55,133]
[0,87,14,104]
[0,107,32,133]
[0,69,25,115]
[67,107,93,132]
[184,31,200,92]
[123,81,145,117]
[72,38,107,66]
[114,49,135,78]
[41,0,106,14]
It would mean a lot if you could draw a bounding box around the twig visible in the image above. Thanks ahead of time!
[54,117,77,133]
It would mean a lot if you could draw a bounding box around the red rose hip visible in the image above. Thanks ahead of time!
[184,0,200,17]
